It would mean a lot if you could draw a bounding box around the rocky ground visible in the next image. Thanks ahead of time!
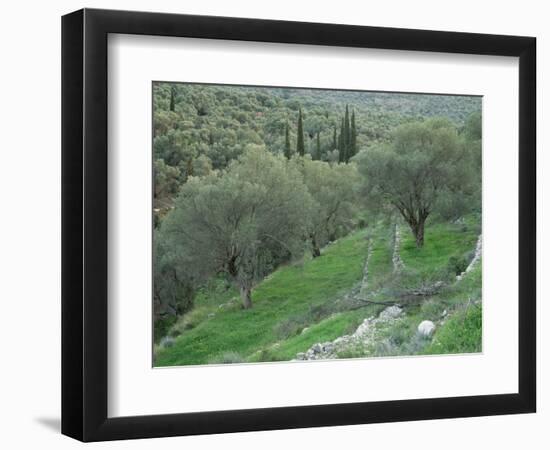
[294,305,404,360]
[294,230,482,362]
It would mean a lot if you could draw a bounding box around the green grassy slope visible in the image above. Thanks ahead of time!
[155,216,481,366]
[400,216,480,276]
[155,230,371,366]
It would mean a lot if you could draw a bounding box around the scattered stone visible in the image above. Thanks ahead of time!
[296,305,403,361]
[311,343,323,354]
[321,342,334,353]
[208,313,215,318]
[359,240,373,296]
[333,336,351,346]
[441,309,448,317]
[457,235,482,281]
[354,319,372,338]
[301,327,309,334]
[379,305,403,321]
[417,320,436,338]
[392,224,404,272]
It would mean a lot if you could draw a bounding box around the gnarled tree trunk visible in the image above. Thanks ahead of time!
[311,234,321,258]
[399,208,428,248]
[413,219,425,248]
[240,285,253,309]
[406,216,426,248]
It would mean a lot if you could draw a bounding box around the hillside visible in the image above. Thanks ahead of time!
[153,83,481,214]
[154,215,482,366]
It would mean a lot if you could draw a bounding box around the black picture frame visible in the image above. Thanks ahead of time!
[61,8,536,442]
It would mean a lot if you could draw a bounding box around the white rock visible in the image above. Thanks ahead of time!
[322,342,334,353]
[417,320,436,337]
[354,319,371,338]
[379,305,402,321]
[311,343,323,354]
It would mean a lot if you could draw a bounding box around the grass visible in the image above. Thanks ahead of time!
[250,308,378,362]
[400,216,479,278]
[364,258,483,358]
[155,229,371,366]
[155,215,482,366]
[423,304,482,354]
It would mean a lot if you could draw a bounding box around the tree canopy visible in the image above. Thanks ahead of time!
[356,118,476,247]
[160,146,313,308]
[295,157,360,256]
[152,83,482,324]
[152,83,481,222]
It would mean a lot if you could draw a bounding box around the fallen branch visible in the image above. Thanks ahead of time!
[346,297,401,311]
[399,280,445,297]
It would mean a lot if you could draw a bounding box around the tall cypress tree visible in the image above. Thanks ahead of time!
[315,132,321,160]
[296,108,305,156]
[284,122,292,159]
[186,158,194,179]
[169,85,176,112]
[338,118,345,163]
[344,105,350,162]
[350,110,357,160]
[332,127,337,150]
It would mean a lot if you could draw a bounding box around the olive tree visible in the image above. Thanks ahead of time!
[162,146,313,308]
[153,229,196,320]
[357,118,473,247]
[296,157,360,256]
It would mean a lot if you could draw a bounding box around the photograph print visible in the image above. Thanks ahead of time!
[152,83,482,368]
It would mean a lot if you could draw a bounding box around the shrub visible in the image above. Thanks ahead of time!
[154,315,177,343]
[273,317,308,339]
[256,348,286,362]
[169,328,182,338]
[447,255,469,276]
[337,344,367,359]
[343,317,363,335]
[274,302,338,340]
[309,303,334,321]
[160,336,176,348]
[406,334,431,354]
[420,300,446,322]
[373,339,399,357]
[388,323,411,347]
[208,351,245,364]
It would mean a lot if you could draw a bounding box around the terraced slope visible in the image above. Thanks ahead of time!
[154,216,481,367]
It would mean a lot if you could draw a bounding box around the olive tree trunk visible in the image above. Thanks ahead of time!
[311,234,321,258]
[240,285,253,309]
[409,218,426,248]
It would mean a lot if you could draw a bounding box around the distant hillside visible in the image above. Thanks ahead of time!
[265,87,481,125]
[153,82,481,215]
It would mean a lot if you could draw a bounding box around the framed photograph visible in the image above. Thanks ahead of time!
[61,8,536,442]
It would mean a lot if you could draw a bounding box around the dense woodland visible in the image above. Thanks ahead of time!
[152,82,482,364]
